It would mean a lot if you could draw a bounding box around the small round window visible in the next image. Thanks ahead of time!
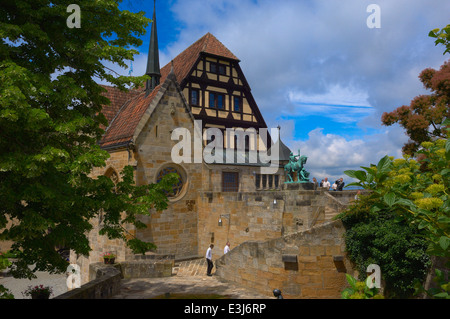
[156,165,186,200]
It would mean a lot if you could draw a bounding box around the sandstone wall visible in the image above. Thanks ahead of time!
[196,189,331,259]
[215,220,354,299]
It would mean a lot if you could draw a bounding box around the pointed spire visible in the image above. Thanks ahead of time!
[145,0,161,96]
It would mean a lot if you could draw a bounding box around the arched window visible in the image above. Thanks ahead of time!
[156,165,187,201]
[105,167,119,185]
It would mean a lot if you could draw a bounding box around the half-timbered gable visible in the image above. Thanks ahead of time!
[159,33,270,151]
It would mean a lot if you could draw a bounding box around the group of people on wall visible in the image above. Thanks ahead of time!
[312,177,345,191]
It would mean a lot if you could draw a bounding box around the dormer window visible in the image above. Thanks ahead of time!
[210,62,227,75]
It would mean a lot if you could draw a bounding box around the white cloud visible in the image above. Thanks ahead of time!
[286,125,408,183]
[288,84,371,108]
[103,0,450,182]
[164,0,448,181]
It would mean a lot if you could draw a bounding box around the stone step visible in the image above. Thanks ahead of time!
[324,206,340,221]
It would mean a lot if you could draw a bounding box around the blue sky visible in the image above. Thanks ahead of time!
[110,0,450,182]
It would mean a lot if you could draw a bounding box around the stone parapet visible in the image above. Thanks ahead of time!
[215,220,355,299]
[55,263,121,299]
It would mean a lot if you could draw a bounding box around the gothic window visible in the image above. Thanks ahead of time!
[105,167,119,186]
[156,166,185,199]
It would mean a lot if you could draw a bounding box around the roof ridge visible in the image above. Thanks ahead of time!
[202,32,213,52]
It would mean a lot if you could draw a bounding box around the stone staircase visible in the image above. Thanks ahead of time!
[325,205,340,221]
[172,258,207,277]
[324,192,349,221]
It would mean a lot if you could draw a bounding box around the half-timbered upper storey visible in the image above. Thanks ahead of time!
[159,33,269,151]
[101,32,270,152]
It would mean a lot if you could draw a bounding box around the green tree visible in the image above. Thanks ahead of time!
[339,191,431,298]
[381,61,449,155]
[0,0,176,280]
[341,124,449,297]
[429,24,450,55]
[381,24,450,155]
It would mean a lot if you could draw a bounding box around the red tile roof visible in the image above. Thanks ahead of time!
[100,85,161,148]
[99,85,141,124]
[160,32,239,84]
[99,33,239,149]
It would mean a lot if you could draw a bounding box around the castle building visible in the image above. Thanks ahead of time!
[78,4,293,282]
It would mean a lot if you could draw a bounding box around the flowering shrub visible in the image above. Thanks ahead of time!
[102,252,116,259]
[342,121,449,298]
[341,274,384,299]
[22,285,53,298]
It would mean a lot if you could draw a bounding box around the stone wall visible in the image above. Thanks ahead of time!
[55,263,122,299]
[196,189,340,259]
[215,220,354,299]
[133,79,202,259]
[56,258,174,299]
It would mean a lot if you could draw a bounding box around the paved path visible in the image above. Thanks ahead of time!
[0,269,67,299]
[112,258,271,299]
[1,258,271,299]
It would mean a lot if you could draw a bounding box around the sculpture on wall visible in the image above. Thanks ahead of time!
[284,149,310,183]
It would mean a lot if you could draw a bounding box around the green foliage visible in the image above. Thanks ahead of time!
[429,24,450,55]
[0,252,11,270]
[341,274,384,299]
[415,268,450,299]
[340,122,449,298]
[0,253,14,299]
[0,1,176,279]
[339,196,431,298]
[0,285,14,299]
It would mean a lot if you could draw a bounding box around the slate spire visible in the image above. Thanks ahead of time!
[145,0,161,96]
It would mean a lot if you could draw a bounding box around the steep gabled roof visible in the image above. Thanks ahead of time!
[99,85,160,148]
[160,33,239,85]
[99,84,141,124]
[99,33,243,149]
[99,69,198,150]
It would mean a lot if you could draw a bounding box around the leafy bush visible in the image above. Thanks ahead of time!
[341,274,384,299]
[339,124,449,298]
[339,195,431,298]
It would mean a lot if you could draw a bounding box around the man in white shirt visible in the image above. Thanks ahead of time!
[322,177,331,190]
[224,242,230,254]
[206,244,214,276]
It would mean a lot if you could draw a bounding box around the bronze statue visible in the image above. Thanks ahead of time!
[284,149,310,183]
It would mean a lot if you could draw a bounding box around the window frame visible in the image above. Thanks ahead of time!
[210,62,227,75]
[190,88,200,106]
[222,172,239,192]
[209,91,225,109]
[233,96,241,112]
